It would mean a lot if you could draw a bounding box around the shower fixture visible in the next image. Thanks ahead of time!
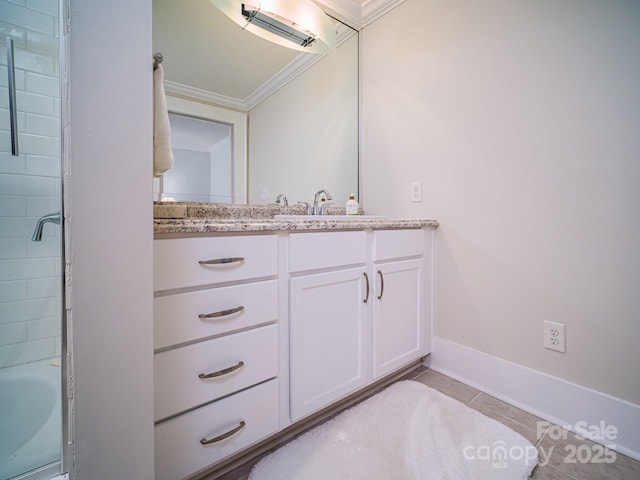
[31,212,61,242]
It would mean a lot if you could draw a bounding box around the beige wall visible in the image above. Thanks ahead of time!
[361,0,640,404]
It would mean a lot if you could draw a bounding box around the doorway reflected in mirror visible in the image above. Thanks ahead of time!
[158,113,232,203]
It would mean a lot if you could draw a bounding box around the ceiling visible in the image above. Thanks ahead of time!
[153,0,300,102]
[152,0,403,110]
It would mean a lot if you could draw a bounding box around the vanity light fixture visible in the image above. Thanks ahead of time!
[210,0,336,54]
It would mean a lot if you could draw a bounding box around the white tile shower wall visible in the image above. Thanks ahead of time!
[0,0,61,368]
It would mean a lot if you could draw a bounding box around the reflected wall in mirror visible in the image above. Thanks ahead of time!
[152,0,359,206]
[248,33,358,206]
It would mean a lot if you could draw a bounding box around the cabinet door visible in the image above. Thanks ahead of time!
[372,258,424,379]
[290,267,369,421]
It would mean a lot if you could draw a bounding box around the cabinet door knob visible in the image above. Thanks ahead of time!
[363,272,370,303]
[198,361,244,379]
[199,305,245,319]
[199,257,245,265]
[200,420,246,445]
[377,270,384,300]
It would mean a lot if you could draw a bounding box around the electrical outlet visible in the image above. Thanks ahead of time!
[410,181,422,202]
[544,321,566,353]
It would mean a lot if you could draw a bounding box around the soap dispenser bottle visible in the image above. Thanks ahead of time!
[346,194,359,215]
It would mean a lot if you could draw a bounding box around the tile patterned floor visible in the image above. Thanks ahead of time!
[214,369,640,480]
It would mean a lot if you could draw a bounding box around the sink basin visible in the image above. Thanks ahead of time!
[274,215,387,221]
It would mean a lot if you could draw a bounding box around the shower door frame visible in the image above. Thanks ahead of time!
[1,0,69,477]
[59,0,71,478]
[19,0,72,478]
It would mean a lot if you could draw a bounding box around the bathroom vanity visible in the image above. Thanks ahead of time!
[152,204,438,480]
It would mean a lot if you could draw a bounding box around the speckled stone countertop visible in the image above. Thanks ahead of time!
[153,202,439,235]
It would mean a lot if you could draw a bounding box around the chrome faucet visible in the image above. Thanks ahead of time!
[312,189,332,215]
[296,201,311,214]
[275,193,288,206]
[31,212,61,242]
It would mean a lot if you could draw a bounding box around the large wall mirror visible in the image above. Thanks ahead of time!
[153,0,359,206]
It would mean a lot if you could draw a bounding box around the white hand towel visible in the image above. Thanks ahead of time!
[153,64,174,177]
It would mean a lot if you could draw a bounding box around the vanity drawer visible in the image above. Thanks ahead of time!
[154,279,278,350]
[155,379,279,480]
[289,230,367,273]
[154,234,278,291]
[154,324,278,422]
[373,229,425,261]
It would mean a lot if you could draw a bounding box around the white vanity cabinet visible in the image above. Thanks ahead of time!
[287,228,432,421]
[153,234,280,480]
[371,229,431,379]
[152,225,434,478]
[288,231,369,421]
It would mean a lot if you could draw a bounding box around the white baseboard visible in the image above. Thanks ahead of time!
[429,336,640,462]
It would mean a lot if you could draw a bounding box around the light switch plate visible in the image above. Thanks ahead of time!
[411,181,422,202]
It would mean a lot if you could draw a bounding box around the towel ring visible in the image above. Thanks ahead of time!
[153,52,163,70]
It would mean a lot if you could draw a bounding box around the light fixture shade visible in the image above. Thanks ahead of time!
[210,0,336,54]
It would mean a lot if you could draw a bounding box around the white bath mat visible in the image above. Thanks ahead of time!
[249,380,537,480]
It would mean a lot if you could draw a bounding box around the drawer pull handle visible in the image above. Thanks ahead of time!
[377,270,384,300]
[199,257,245,265]
[199,305,245,319]
[198,361,245,379]
[200,420,246,445]
[363,272,370,303]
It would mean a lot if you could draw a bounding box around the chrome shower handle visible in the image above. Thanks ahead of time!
[6,36,19,156]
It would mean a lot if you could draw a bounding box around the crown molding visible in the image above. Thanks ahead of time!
[164,80,248,111]
[315,0,403,29]
[361,0,406,27]
[314,0,363,30]
[164,53,323,112]
[244,51,325,110]
[245,23,356,110]
[166,25,357,112]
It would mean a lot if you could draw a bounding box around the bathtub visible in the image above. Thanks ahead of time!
[0,359,62,480]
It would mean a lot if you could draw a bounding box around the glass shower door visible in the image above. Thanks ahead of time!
[0,1,63,479]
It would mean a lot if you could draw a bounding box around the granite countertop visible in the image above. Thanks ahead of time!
[153,202,439,235]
